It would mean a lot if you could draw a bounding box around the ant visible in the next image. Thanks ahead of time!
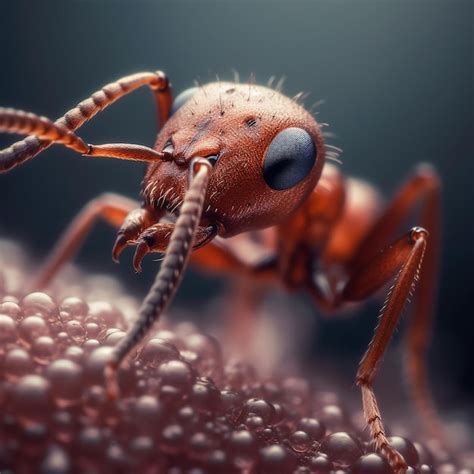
[0,70,442,473]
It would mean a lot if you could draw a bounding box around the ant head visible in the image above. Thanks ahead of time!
[143,82,325,237]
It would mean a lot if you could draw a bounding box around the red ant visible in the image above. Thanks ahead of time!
[0,70,442,473]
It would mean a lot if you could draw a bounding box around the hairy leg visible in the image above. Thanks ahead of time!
[29,193,142,291]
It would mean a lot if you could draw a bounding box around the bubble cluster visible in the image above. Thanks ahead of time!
[0,244,472,473]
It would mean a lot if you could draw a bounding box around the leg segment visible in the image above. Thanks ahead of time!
[348,165,443,441]
[1,71,172,172]
[29,193,141,291]
[299,166,442,470]
[345,227,429,473]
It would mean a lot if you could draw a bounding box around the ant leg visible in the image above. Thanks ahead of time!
[1,71,171,172]
[342,227,430,473]
[29,193,145,291]
[349,165,443,440]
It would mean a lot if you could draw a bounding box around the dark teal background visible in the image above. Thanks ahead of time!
[0,1,472,413]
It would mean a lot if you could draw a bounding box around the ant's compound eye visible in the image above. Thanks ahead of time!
[263,127,317,190]
[170,87,199,115]
[162,140,174,155]
[205,154,220,166]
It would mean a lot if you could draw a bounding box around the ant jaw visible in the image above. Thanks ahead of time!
[112,234,128,263]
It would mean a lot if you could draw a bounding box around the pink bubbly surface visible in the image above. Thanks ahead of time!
[0,240,472,474]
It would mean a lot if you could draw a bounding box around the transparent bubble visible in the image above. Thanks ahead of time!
[32,336,57,364]
[257,444,297,473]
[0,314,17,345]
[65,320,86,344]
[352,453,392,474]
[22,292,57,318]
[189,432,213,461]
[85,322,100,339]
[4,348,34,380]
[387,436,420,467]
[82,339,101,354]
[85,346,115,384]
[130,435,154,462]
[317,404,349,432]
[78,426,104,456]
[297,417,326,441]
[190,377,220,411]
[139,338,180,369]
[245,415,265,432]
[133,395,164,432]
[51,411,75,444]
[158,360,194,390]
[243,398,276,424]
[289,430,311,453]
[0,302,22,320]
[308,453,333,473]
[63,345,84,363]
[82,385,108,418]
[40,444,71,474]
[46,359,83,407]
[87,301,125,330]
[19,316,49,345]
[103,329,126,347]
[320,432,363,468]
[59,296,88,320]
[159,424,186,454]
[10,375,52,423]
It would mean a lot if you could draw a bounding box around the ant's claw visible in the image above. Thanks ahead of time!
[112,234,128,263]
[133,240,150,273]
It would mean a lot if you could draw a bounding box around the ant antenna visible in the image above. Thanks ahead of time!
[105,157,212,399]
[0,107,167,165]
[0,71,171,172]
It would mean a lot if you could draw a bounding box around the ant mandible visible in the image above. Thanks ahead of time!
[0,70,442,473]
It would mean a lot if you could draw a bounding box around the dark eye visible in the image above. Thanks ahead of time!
[205,153,220,166]
[263,127,317,190]
[162,140,174,154]
[170,87,199,115]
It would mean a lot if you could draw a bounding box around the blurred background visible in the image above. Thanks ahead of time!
[0,1,472,421]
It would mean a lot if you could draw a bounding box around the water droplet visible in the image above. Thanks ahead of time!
[19,316,49,345]
[297,417,326,441]
[32,336,57,364]
[4,348,34,380]
[0,301,22,319]
[40,444,71,473]
[0,314,17,344]
[139,338,180,369]
[46,359,83,407]
[78,426,104,456]
[65,320,86,344]
[10,375,52,423]
[59,296,88,320]
[387,436,419,467]
[258,444,297,473]
[88,301,125,330]
[63,345,84,363]
[289,430,311,452]
[320,432,363,468]
[103,329,126,347]
[159,424,186,454]
[85,322,100,339]
[243,398,276,424]
[22,292,57,318]
[158,360,194,390]
[133,395,164,432]
[352,453,392,473]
